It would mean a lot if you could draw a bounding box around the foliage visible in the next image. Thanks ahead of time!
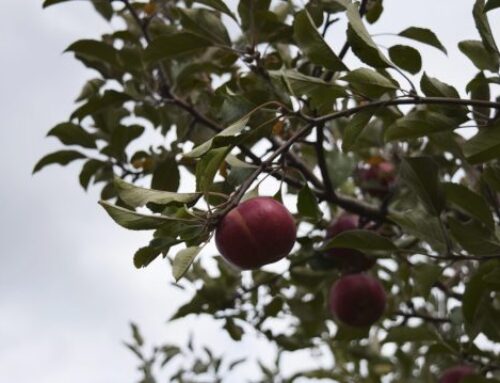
[37,0,500,381]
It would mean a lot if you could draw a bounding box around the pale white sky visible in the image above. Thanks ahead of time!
[0,1,498,382]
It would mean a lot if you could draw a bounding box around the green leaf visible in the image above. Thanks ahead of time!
[33,150,86,174]
[178,8,231,45]
[90,0,113,21]
[47,122,96,149]
[389,210,447,254]
[399,157,444,215]
[101,124,145,161]
[293,10,347,72]
[463,261,500,340]
[114,177,200,208]
[341,68,398,90]
[271,70,347,101]
[79,159,105,190]
[323,230,396,252]
[195,146,230,192]
[185,115,250,158]
[458,40,500,72]
[385,110,457,141]
[342,108,376,151]
[443,182,494,230]
[151,156,180,192]
[384,326,437,343]
[398,27,447,54]
[297,184,322,221]
[99,201,182,230]
[71,90,131,121]
[144,33,212,63]
[193,0,237,20]
[485,0,500,11]
[172,246,202,281]
[468,72,492,125]
[420,72,460,98]
[388,45,422,74]
[337,0,391,67]
[473,0,500,65]
[133,246,162,269]
[463,121,500,164]
[65,39,120,68]
[449,217,500,256]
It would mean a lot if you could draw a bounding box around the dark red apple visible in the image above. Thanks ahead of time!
[329,273,386,327]
[215,197,296,270]
[439,365,476,383]
[324,213,375,272]
[357,160,396,198]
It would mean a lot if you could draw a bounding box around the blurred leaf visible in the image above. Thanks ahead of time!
[398,27,447,54]
[90,0,113,20]
[389,210,447,254]
[413,263,442,299]
[71,90,131,120]
[114,177,200,208]
[384,326,437,343]
[389,45,422,74]
[293,10,347,72]
[485,0,500,11]
[325,149,356,187]
[65,39,120,68]
[473,0,500,66]
[193,0,237,20]
[385,110,457,141]
[101,124,145,161]
[173,246,202,281]
[463,120,500,164]
[178,8,231,45]
[224,318,244,341]
[297,184,322,221]
[152,156,180,192]
[443,182,494,230]
[33,150,86,174]
[79,159,105,190]
[47,122,96,148]
[133,246,162,269]
[483,164,500,191]
[449,217,500,255]
[145,33,212,63]
[420,72,460,98]
[459,40,500,72]
[468,72,492,124]
[42,0,71,8]
[323,230,396,252]
[399,157,444,216]
[342,108,376,151]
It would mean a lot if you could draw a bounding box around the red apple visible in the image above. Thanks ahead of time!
[357,160,396,198]
[324,213,375,272]
[439,365,476,383]
[329,274,386,327]
[215,197,296,270]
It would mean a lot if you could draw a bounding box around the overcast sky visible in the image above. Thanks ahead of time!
[0,1,498,382]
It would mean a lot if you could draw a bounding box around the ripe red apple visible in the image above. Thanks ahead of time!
[215,197,296,270]
[324,213,375,272]
[329,274,386,327]
[357,160,396,198]
[439,365,476,383]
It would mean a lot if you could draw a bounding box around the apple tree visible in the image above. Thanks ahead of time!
[36,0,500,381]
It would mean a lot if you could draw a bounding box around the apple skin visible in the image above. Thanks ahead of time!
[324,213,375,272]
[357,161,396,198]
[439,365,476,383]
[215,197,296,270]
[329,274,386,327]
